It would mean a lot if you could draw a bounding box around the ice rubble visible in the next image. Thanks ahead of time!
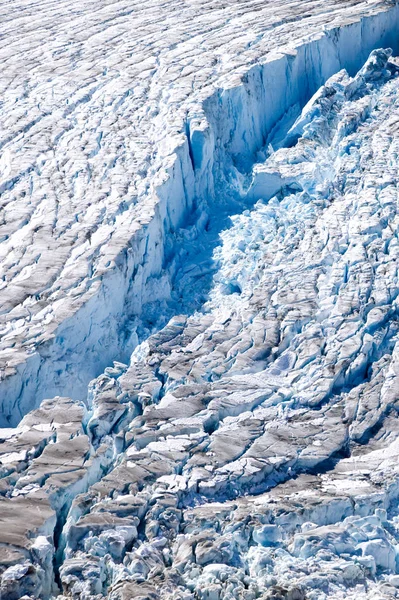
[3,45,399,599]
[1,0,399,424]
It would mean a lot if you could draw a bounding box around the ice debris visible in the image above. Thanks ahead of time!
[2,45,399,599]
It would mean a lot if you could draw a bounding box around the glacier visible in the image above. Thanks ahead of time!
[1,0,399,425]
[3,1,399,599]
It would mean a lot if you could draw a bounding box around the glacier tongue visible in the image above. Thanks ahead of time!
[3,43,399,599]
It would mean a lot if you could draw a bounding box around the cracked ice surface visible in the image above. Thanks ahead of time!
[4,46,399,599]
[1,0,399,424]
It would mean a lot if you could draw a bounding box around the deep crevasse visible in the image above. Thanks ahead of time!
[1,2,399,425]
[3,44,399,599]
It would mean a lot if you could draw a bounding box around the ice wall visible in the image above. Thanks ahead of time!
[2,4,399,425]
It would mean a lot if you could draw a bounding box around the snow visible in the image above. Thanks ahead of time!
[2,1,399,599]
[0,0,399,425]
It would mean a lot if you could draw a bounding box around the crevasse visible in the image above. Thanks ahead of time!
[1,5,399,426]
[4,36,399,600]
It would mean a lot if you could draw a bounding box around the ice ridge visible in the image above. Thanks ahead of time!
[3,44,399,600]
[1,0,399,424]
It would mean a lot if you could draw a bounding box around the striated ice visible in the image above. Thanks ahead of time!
[3,0,399,599]
[0,0,399,425]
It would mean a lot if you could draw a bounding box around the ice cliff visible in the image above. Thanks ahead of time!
[1,0,399,425]
[3,1,399,599]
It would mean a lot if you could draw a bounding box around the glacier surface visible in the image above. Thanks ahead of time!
[2,1,399,600]
[1,0,399,424]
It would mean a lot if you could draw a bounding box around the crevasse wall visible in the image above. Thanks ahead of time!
[1,5,399,426]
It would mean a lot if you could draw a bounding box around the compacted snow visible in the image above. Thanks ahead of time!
[2,1,399,599]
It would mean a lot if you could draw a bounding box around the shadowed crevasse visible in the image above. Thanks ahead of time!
[1,4,399,425]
